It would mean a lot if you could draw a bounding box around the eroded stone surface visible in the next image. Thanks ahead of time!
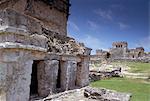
[0,1,92,101]
[37,60,59,97]
[34,87,131,101]
[0,50,34,101]
[84,87,131,101]
[76,56,90,87]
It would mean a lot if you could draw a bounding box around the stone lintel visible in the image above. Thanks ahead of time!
[77,54,90,61]
[60,55,81,62]
[0,26,28,34]
[45,53,60,60]
[0,32,48,49]
[0,31,29,36]
[0,42,47,52]
[0,42,47,62]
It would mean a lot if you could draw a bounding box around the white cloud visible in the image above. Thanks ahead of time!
[68,21,80,31]
[118,22,130,30]
[87,20,99,30]
[94,8,113,21]
[138,35,150,51]
[76,34,107,54]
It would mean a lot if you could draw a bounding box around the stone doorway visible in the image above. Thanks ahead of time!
[138,52,142,57]
[30,60,39,96]
[56,62,61,89]
[106,52,111,58]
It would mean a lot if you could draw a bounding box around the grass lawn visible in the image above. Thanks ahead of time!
[126,62,150,73]
[112,62,150,74]
[90,78,150,101]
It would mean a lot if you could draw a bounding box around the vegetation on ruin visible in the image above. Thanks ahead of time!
[90,77,150,101]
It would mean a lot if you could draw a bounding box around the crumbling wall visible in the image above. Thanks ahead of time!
[0,47,46,101]
[0,1,92,101]
[92,41,148,63]
[0,0,68,35]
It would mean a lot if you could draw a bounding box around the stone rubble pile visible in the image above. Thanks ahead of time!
[84,87,131,101]
[42,28,90,55]
[89,67,122,81]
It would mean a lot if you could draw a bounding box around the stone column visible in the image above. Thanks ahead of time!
[37,59,59,97]
[60,60,68,91]
[76,56,90,87]
[60,60,77,91]
[68,61,77,90]
[0,49,33,101]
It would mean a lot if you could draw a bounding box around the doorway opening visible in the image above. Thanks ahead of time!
[132,55,134,58]
[106,52,111,58]
[138,52,142,57]
[30,60,39,96]
[56,61,61,88]
[75,62,82,87]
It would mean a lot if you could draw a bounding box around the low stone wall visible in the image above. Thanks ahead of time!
[89,68,122,82]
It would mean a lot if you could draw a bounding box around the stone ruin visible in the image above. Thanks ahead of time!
[0,0,92,101]
[91,41,150,63]
[110,41,145,59]
[84,87,131,101]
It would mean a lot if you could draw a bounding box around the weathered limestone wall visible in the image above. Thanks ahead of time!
[0,39,46,101]
[60,60,77,91]
[0,9,42,35]
[0,1,92,101]
[0,48,45,101]
[37,54,60,97]
[0,0,68,35]
[35,54,91,97]
[110,47,128,59]
[76,56,90,87]
[28,0,68,35]
[68,61,77,90]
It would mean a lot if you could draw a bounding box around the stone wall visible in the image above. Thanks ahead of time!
[0,46,46,101]
[0,1,92,101]
[37,59,59,97]
[0,47,91,101]
[92,42,148,62]
[76,56,90,87]
[0,0,69,35]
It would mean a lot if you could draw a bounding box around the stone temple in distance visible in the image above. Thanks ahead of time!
[91,41,150,63]
[0,0,92,101]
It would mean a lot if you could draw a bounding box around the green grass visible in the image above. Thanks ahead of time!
[90,78,150,101]
[112,62,150,74]
[126,62,150,73]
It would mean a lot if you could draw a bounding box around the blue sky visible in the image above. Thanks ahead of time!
[67,0,150,54]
